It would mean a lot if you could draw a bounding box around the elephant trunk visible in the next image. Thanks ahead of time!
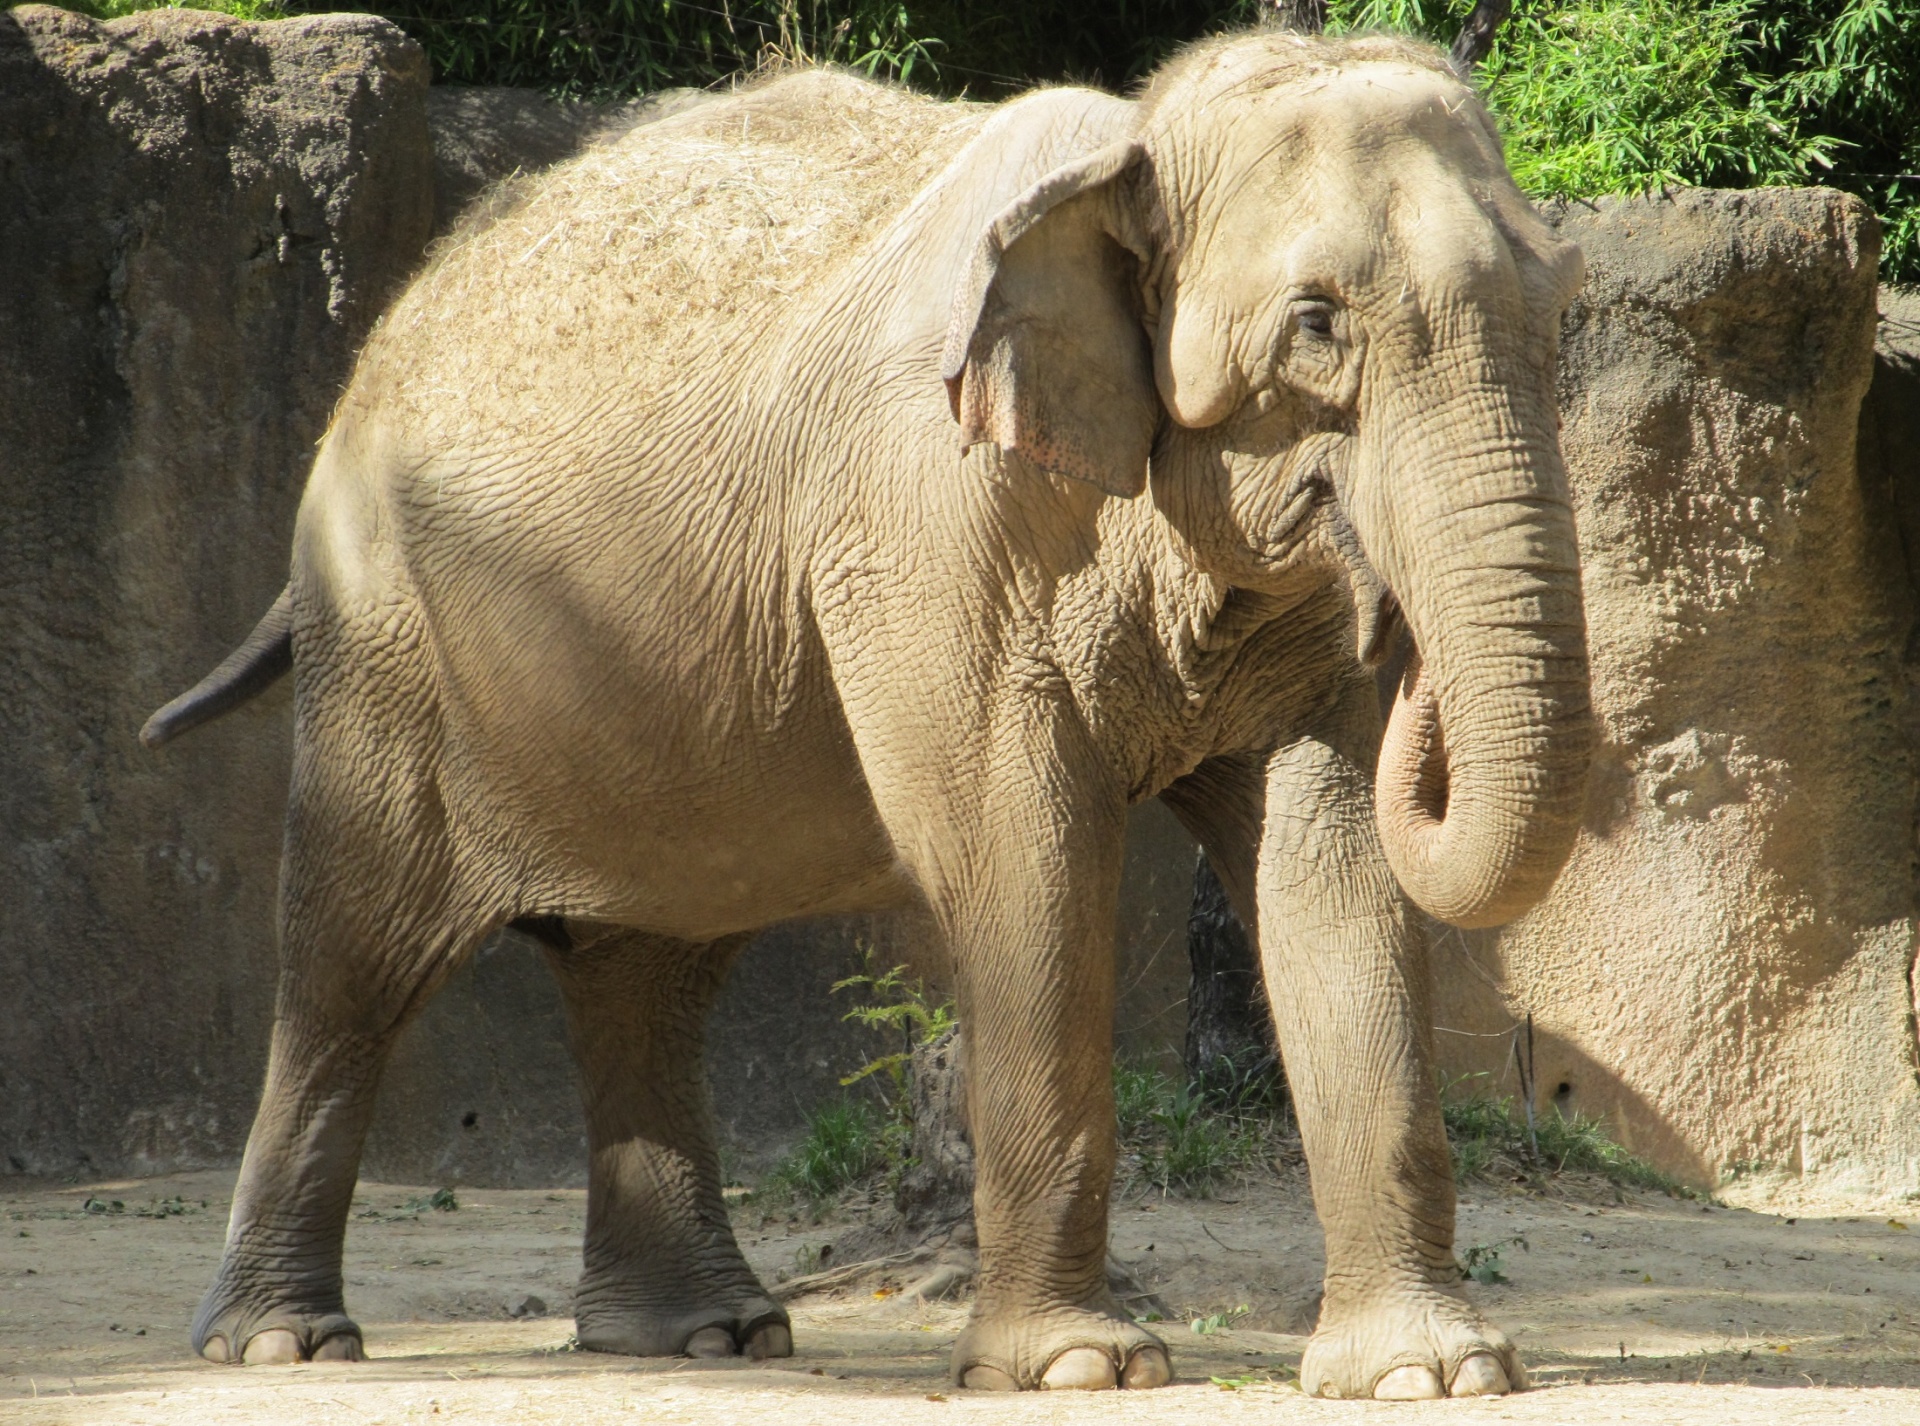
[1370,392,1593,930]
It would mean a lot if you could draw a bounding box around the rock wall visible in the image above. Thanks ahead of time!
[0,7,1195,1186]
[0,5,434,1178]
[1429,190,1920,1206]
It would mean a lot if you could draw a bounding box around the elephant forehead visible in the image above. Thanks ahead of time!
[1165,68,1504,274]
[1165,54,1474,162]
[1298,64,1483,148]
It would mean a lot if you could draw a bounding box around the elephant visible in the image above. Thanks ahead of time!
[142,27,1590,1400]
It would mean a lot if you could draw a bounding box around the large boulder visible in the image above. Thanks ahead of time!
[1430,189,1920,1204]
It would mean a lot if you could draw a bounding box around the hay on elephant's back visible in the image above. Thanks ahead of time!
[369,71,984,426]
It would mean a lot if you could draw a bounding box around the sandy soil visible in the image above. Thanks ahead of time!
[3,1167,1919,1424]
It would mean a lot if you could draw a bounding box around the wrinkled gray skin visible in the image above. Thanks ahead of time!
[154,31,1590,1401]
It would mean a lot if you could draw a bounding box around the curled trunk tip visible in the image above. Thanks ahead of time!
[1375,646,1590,929]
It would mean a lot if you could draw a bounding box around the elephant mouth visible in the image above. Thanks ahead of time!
[1360,589,1402,668]
[1379,645,1450,852]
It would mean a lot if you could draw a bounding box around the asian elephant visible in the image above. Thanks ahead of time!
[142,28,1590,1400]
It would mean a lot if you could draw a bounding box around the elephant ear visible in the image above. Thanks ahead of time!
[940,141,1158,498]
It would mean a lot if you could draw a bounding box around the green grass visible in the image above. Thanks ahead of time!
[756,947,950,1208]
[1441,1077,1689,1195]
[1479,0,1833,197]
[1143,1084,1265,1196]
[1458,1233,1528,1284]
[760,1098,891,1205]
[766,1052,1283,1205]
[1332,0,1830,197]
[762,1058,1684,1211]
[832,955,954,1106]
[1114,1060,1175,1143]
[324,0,941,96]
[37,0,288,18]
[400,1187,459,1213]
[1332,0,1920,281]
[1189,1302,1251,1334]
[1115,1059,1281,1198]
[1124,1056,1686,1201]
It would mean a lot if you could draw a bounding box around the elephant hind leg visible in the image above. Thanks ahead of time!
[538,927,788,1359]
[194,634,502,1366]
[194,846,499,1365]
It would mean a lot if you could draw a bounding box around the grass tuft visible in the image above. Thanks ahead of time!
[761,1098,890,1205]
[42,0,289,19]
[1458,1234,1527,1284]
[756,945,953,1208]
[1441,1076,1690,1195]
[401,1187,459,1213]
[1115,1058,1286,1198]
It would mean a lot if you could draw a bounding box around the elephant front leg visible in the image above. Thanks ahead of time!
[895,776,1168,1391]
[541,928,788,1360]
[1257,728,1520,1400]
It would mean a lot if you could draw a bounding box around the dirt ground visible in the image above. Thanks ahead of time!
[3,1166,1919,1424]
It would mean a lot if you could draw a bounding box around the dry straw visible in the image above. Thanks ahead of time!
[358,68,986,452]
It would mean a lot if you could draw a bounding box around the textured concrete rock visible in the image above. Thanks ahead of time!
[0,5,433,1178]
[1430,189,1920,1204]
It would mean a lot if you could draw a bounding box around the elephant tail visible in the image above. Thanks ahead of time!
[140,586,294,749]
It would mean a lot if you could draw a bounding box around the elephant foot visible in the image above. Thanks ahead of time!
[575,1288,790,1360]
[193,1290,363,1366]
[953,1304,1171,1391]
[1300,1286,1524,1400]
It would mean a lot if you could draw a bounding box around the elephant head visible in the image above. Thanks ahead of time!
[941,31,1592,930]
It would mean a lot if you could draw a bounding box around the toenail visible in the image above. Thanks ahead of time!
[1040,1346,1118,1390]
[1373,1363,1445,1400]
[1450,1352,1511,1396]
[201,1334,231,1364]
[311,1334,362,1362]
[240,1328,303,1365]
[1121,1346,1172,1389]
[745,1322,792,1359]
[684,1326,738,1358]
[961,1364,1019,1391]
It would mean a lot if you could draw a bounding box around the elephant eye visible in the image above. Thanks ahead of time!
[1275,296,1351,403]
[1297,306,1336,338]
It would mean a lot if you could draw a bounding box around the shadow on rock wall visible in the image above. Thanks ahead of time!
[1431,191,1920,1205]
